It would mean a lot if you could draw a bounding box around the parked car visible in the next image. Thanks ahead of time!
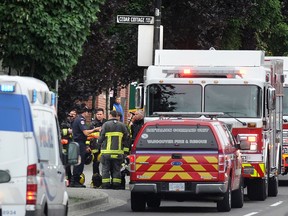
[129,114,243,212]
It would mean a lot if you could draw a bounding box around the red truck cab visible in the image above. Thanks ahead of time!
[129,117,243,212]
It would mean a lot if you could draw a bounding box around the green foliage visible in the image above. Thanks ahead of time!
[264,0,288,55]
[2,0,288,122]
[57,0,153,121]
[0,0,104,82]
[161,0,288,52]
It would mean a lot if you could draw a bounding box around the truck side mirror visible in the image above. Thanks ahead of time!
[267,87,276,110]
[0,170,11,183]
[135,84,144,109]
[67,142,80,165]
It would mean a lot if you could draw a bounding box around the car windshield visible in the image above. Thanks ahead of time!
[135,125,218,149]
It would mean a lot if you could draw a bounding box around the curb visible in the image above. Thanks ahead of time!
[68,189,109,213]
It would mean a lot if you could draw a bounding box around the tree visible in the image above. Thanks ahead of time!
[161,0,288,54]
[263,0,288,55]
[161,0,254,49]
[0,0,104,83]
[57,0,153,120]
[3,1,287,121]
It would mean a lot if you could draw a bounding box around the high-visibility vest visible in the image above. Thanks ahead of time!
[101,132,124,154]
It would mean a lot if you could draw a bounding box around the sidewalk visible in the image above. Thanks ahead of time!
[67,164,124,215]
[67,187,109,216]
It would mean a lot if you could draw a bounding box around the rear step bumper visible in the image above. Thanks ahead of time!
[130,181,228,194]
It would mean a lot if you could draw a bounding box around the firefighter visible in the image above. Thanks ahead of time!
[70,103,98,188]
[60,109,76,185]
[130,110,144,145]
[98,110,129,189]
[87,108,107,188]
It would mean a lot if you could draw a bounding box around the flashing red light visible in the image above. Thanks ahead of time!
[183,69,192,74]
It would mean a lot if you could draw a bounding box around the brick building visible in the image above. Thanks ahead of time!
[85,86,130,124]
[1,64,132,124]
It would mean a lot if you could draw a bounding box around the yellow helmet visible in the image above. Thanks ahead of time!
[79,173,85,185]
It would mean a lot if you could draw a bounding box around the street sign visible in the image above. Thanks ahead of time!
[117,15,154,25]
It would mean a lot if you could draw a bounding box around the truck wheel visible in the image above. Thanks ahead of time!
[231,178,244,208]
[268,176,278,197]
[131,192,146,212]
[217,179,231,212]
[247,179,267,201]
[146,195,161,208]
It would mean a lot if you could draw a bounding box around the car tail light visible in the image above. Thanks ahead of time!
[129,155,136,172]
[26,164,37,205]
[218,154,227,173]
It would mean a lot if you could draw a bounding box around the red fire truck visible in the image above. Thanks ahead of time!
[135,49,284,201]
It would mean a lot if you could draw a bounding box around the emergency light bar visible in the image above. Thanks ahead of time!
[31,89,37,103]
[47,91,56,106]
[29,89,56,106]
[163,67,243,78]
[153,112,224,119]
[0,83,16,93]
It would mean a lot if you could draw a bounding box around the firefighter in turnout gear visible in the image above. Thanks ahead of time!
[90,108,107,174]
[98,110,129,189]
[87,108,107,188]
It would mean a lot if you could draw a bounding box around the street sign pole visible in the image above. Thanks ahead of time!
[153,0,162,65]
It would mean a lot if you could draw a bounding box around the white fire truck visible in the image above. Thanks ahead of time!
[135,49,284,201]
[280,58,288,176]
[266,56,288,177]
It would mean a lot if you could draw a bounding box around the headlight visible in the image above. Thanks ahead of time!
[237,134,258,151]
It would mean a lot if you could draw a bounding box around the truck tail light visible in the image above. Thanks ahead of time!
[218,154,227,173]
[128,154,136,172]
[237,134,258,151]
[26,164,37,205]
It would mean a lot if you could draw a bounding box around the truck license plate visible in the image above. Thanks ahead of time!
[169,183,185,191]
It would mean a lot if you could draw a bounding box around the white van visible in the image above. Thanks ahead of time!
[0,75,79,216]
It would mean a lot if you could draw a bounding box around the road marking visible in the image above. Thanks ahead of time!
[270,201,283,207]
[243,213,259,216]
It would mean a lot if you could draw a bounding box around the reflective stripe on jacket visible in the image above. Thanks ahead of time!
[98,119,129,155]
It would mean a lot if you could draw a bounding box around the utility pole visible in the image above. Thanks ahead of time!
[152,0,162,65]
[55,79,59,112]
